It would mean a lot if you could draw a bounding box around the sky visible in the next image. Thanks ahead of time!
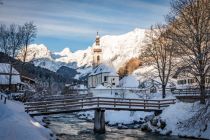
[0,0,171,52]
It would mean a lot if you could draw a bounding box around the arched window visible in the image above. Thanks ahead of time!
[97,55,100,62]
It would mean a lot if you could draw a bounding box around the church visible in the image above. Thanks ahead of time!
[88,33,119,88]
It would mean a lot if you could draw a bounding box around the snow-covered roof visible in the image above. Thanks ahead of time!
[89,64,118,76]
[0,63,21,85]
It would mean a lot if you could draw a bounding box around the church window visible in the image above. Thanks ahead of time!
[97,55,100,62]
[104,76,107,81]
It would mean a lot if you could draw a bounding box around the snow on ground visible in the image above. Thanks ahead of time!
[95,84,107,89]
[78,110,153,125]
[0,94,54,140]
[106,110,153,125]
[147,101,210,139]
[119,75,139,88]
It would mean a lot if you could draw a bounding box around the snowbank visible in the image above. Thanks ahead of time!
[0,96,54,140]
[106,110,153,125]
[119,75,139,88]
[147,101,210,139]
[78,110,153,125]
[95,84,107,89]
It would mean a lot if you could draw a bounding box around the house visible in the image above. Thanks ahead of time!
[174,67,210,89]
[0,63,21,92]
[87,32,119,88]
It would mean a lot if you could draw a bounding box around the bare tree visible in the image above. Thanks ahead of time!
[8,24,24,58]
[7,24,24,91]
[0,24,9,54]
[141,24,176,98]
[166,0,210,104]
[21,22,37,63]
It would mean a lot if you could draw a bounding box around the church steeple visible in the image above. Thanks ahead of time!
[96,32,100,46]
[93,32,102,68]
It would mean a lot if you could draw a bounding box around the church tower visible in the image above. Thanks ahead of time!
[92,32,102,68]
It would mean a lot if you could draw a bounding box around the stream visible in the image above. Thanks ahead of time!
[43,113,195,140]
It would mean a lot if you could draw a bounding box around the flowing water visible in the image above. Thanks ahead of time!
[44,114,195,140]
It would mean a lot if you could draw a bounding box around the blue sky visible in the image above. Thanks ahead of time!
[0,0,170,52]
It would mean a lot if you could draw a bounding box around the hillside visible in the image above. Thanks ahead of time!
[0,52,76,84]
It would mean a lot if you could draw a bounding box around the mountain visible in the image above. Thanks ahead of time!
[19,28,147,72]
[56,66,78,79]
[0,52,76,84]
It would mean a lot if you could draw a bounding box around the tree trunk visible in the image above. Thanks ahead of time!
[200,76,206,104]
[162,84,166,99]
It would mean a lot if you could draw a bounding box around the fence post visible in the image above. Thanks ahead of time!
[144,100,146,109]
[82,98,83,108]
[97,97,99,108]
[45,103,47,112]
[158,101,160,109]
[4,97,6,104]
[129,99,131,108]
[114,98,116,107]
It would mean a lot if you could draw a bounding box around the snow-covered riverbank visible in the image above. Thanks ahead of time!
[146,101,210,139]
[0,96,55,140]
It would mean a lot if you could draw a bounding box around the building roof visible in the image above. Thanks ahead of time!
[0,63,21,85]
[89,64,119,76]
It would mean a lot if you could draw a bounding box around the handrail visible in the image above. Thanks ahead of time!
[25,97,176,114]
[25,97,176,105]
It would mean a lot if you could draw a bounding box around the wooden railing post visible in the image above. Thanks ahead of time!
[97,97,99,108]
[82,98,83,108]
[114,98,116,107]
[45,103,47,112]
[129,99,131,108]
[144,100,146,109]
[158,101,160,109]
[4,97,6,104]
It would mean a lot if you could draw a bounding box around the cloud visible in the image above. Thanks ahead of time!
[0,0,170,39]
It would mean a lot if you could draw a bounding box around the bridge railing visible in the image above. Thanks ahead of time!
[25,97,176,115]
[172,88,210,96]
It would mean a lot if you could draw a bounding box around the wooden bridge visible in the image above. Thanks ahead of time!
[25,97,176,133]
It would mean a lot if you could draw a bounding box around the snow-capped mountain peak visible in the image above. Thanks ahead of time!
[19,28,148,72]
[54,47,72,57]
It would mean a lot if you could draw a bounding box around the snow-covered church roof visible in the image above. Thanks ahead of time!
[0,63,21,85]
[89,64,118,76]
